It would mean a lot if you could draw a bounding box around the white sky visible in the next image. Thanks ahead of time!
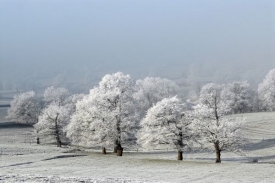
[0,0,274,82]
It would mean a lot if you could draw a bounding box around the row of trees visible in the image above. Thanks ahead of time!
[7,86,84,147]
[6,69,275,162]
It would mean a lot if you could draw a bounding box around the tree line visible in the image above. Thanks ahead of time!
[6,69,275,163]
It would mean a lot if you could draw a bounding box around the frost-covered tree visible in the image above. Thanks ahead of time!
[44,86,70,106]
[221,81,252,114]
[138,96,194,160]
[64,93,85,113]
[194,83,244,163]
[250,91,260,112]
[258,69,275,111]
[134,77,178,118]
[34,104,70,147]
[66,94,89,146]
[6,91,44,125]
[67,88,110,148]
[43,86,80,116]
[67,72,138,154]
[98,72,138,153]
[35,86,82,146]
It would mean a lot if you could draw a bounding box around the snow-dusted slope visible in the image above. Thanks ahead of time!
[0,112,275,182]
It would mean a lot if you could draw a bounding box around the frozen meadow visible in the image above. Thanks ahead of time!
[0,107,275,183]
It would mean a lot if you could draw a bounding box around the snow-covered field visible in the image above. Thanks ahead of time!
[0,110,275,182]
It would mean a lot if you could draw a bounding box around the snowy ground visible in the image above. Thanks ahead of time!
[0,110,275,182]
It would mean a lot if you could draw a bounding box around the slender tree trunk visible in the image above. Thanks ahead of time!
[54,114,61,147]
[177,150,183,160]
[114,140,119,153]
[56,138,61,147]
[213,98,221,163]
[102,147,106,154]
[214,142,221,163]
[55,132,62,147]
[117,145,123,156]
[177,133,183,161]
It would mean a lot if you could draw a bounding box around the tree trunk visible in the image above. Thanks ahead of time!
[113,139,119,153]
[214,143,221,163]
[54,115,61,147]
[56,138,61,147]
[114,146,118,153]
[177,150,183,160]
[117,146,123,156]
[102,147,106,154]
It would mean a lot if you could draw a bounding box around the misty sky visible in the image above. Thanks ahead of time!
[0,0,275,83]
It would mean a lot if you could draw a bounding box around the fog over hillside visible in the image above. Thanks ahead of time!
[0,0,274,92]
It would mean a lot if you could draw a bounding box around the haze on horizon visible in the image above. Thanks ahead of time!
[0,0,274,92]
